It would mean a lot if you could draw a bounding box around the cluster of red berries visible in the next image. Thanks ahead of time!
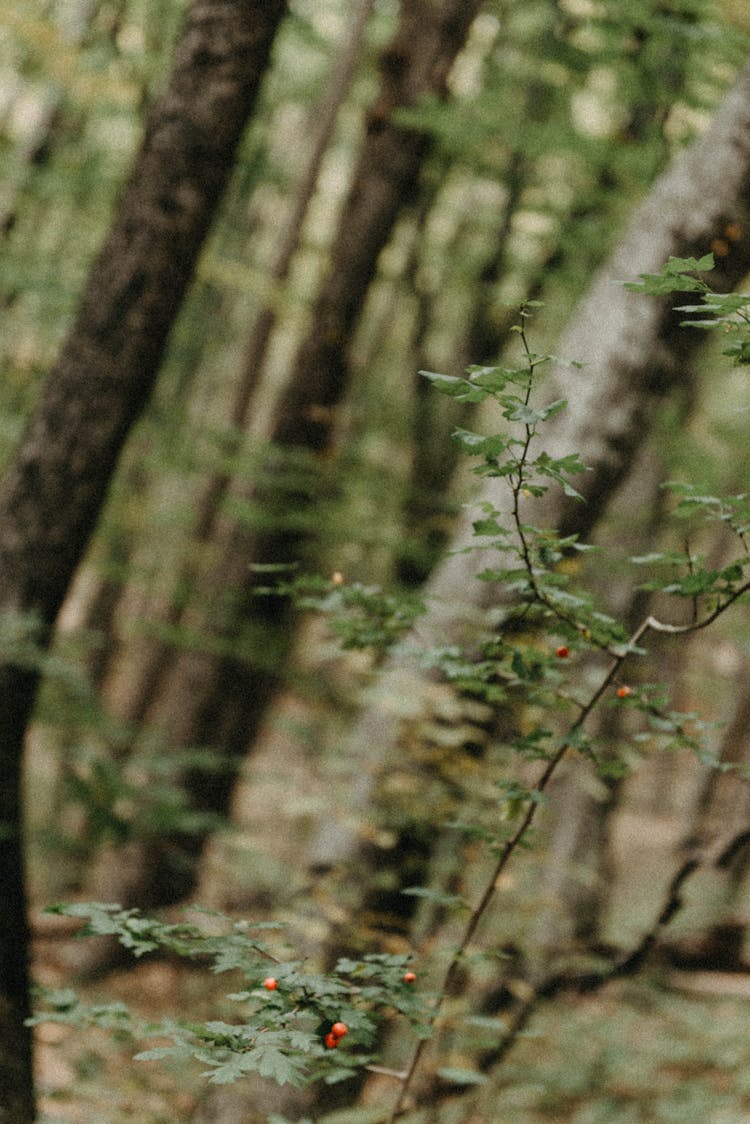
[324,1021,349,1049]
[616,685,631,699]
[323,973,416,1047]
[263,970,417,1050]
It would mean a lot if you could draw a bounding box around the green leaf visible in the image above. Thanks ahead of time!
[596,757,631,780]
[624,255,714,296]
[561,479,585,500]
[506,403,543,424]
[201,1040,309,1086]
[452,428,507,456]
[468,365,530,391]
[538,397,567,420]
[135,1045,186,1063]
[724,339,750,364]
[631,551,687,565]
[472,517,507,536]
[248,1043,308,1085]
[666,253,715,273]
[419,370,488,402]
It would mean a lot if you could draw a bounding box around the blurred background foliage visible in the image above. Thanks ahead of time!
[3,0,750,1118]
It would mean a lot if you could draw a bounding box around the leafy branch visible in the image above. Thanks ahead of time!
[384,291,750,1118]
[32,904,428,1089]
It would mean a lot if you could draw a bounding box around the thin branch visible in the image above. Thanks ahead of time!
[385,612,641,1120]
[643,576,750,634]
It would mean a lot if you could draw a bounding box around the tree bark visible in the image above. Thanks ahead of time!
[660,659,750,969]
[0,1,285,1115]
[529,456,671,964]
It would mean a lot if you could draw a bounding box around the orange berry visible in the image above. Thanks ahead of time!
[331,1021,348,1038]
[616,685,631,699]
[331,571,344,585]
[403,971,417,984]
[555,645,570,659]
[263,977,278,991]
[324,1032,339,1049]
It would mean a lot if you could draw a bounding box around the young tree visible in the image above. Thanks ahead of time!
[306,54,750,907]
[0,1,286,1114]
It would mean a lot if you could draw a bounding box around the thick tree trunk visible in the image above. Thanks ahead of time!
[0,668,36,1122]
[0,2,285,1115]
[529,428,682,964]
[88,0,486,911]
[306,56,750,886]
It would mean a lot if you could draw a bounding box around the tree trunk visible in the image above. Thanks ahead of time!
[87,0,486,912]
[529,409,688,965]
[0,1,285,1114]
[425,58,750,646]
[272,0,484,453]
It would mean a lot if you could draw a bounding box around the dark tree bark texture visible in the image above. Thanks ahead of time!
[0,2,285,1117]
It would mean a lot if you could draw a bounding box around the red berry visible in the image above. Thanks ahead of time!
[331,1021,348,1038]
[263,977,278,991]
[324,1032,339,1049]
[403,971,417,984]
[555,645,570,659]
[616,685,631,698]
